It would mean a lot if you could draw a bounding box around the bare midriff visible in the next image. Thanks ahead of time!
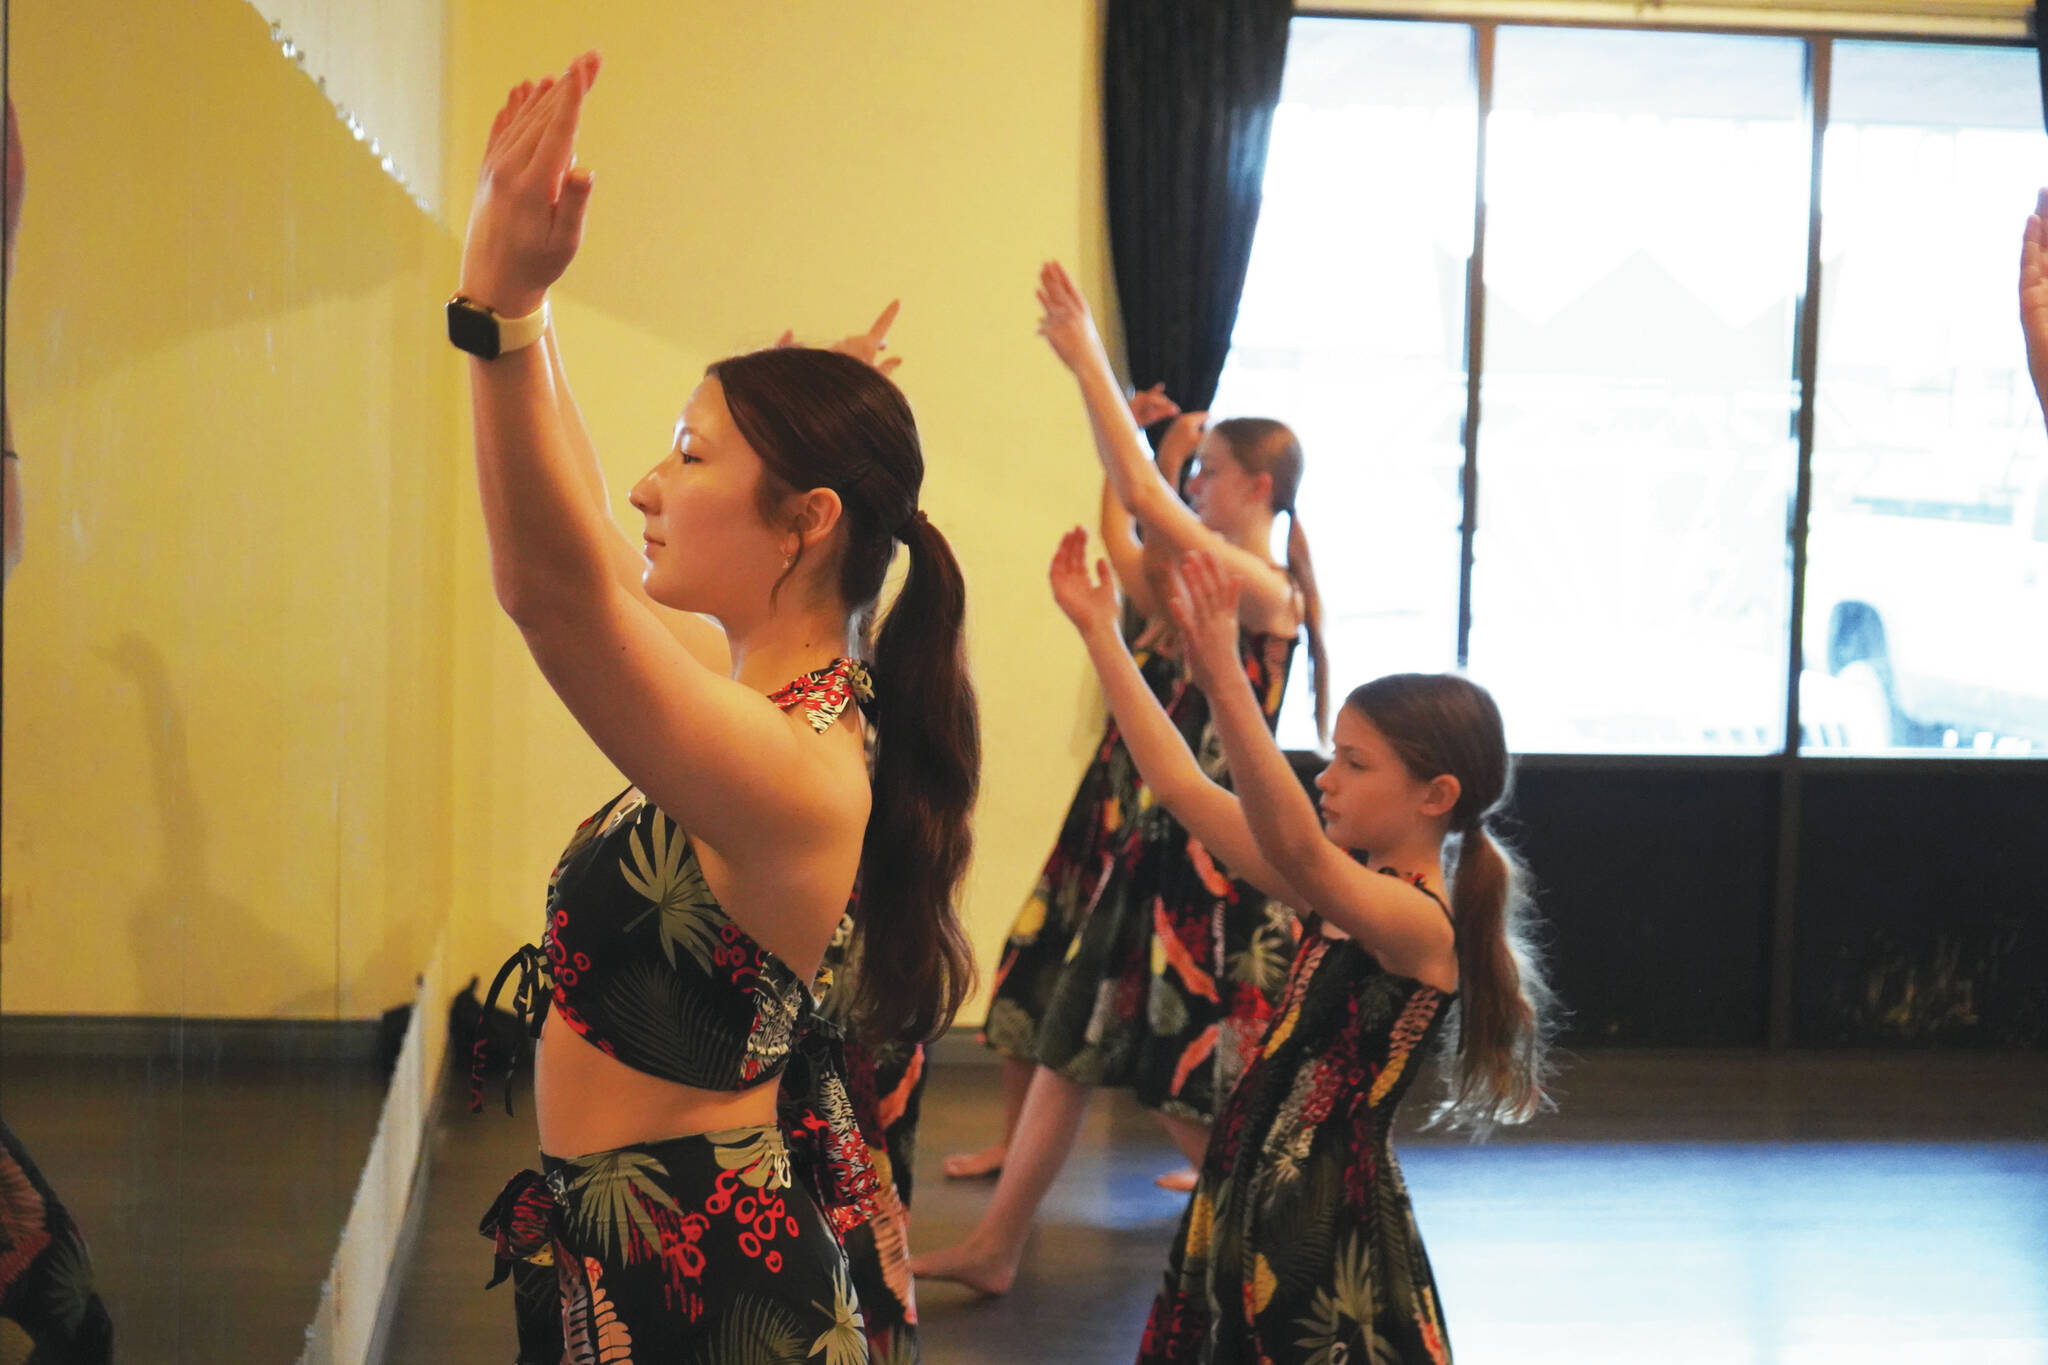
[534,1012,780,1159]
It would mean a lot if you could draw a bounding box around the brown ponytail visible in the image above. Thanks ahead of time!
[1283,509,1331,748]
[707,347,980,1045]
[1209,418,1329,746]
[1437,821,1555,1132]
[860,512,980,1043]
[1345,673,1557,1135]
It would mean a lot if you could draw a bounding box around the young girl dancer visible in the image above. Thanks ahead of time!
[1046,531,1552,1363]
[461,56,976,1361]
[918,269,1320,1289]
[939,402,1199,1185]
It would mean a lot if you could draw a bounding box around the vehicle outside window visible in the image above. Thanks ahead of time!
[1801,41,2047,755]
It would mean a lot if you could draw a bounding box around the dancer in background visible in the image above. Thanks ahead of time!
[942,396,1200,1186]
[461,57,976,1360]
[1043,531,1553,1363]
[916,267,1316,1293]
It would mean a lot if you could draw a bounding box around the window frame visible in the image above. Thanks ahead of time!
[1258,10,2047,1046]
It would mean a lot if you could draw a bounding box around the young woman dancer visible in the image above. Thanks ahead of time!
[917,271,1318,1290]
[460,57,976,1361]
[1045,532,1553,1363]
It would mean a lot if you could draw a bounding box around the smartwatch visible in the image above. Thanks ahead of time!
[446,295,549,360]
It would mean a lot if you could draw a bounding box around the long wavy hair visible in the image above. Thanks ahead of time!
[1208,418,1330,746]
[1345,673,1557,1133]
[706,347,979,1045]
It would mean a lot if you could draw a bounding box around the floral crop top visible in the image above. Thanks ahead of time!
[473,657,876,1107]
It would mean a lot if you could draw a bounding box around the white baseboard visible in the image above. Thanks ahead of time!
[300,925,453,1365]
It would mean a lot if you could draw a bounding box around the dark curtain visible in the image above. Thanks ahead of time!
[2037,4,2048,134]
[1104,0,1293,417]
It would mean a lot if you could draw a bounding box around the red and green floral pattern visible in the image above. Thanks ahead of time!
[983,631,1300,1121]
[1138,878,1457,1365]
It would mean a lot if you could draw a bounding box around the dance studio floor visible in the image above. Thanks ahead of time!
[387,1046,2048,1365]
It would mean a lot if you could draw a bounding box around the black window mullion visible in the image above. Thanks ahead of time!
[1456,21,1494,672]
[1771,33,1831,1049]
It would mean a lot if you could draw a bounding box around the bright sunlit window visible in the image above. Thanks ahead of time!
[1213,17,2047,756]
[1803,41,2047,755]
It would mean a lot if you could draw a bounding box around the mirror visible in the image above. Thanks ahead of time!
[3,1,453,1358]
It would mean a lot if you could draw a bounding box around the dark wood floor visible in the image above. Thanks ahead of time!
[386,1046,2048,1365]
[1,1050,387,1365]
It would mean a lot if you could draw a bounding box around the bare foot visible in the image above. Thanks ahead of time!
[910,1238,1018,1296]
[1153,1165,1199,1192]
[941,1142,1007,1179]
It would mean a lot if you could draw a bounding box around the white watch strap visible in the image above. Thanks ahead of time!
[496,299,550,355]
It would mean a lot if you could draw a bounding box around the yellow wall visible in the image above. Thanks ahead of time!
[443,2,1122,1023]
[4,0,1120,1026]
[1,0,459,1018]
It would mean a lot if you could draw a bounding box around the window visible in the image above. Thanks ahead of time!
[1213,17,2047,757]
[1472,28,1808,753]
[1802,41,2046,754]
[1212,19,1476,751]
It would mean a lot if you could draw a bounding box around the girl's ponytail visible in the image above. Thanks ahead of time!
[1283,509,1330,747]
[1435,821,1554,1133]
[1344,672,1557,1136]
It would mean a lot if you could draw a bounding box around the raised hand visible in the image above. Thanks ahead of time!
[1167,550,1242,692]
[460,50,602,318]
[830,299,904,375]
[1034,260,1107,373]
[1156,410,1208,487]
[1048,526,1120,635]
[1127,383,1180,428]
[2022,188,2048,420]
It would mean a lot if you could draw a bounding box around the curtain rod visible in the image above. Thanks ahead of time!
[1299,1,2031,40]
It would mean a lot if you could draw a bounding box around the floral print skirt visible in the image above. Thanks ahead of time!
[483,1124,868,1365]
[837,1034,926,1364]
[982,632,1300,1123]
[0,1119,113,1364]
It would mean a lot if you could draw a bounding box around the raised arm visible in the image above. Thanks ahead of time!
[1170,552,1450,967]
[460,56,844,858]
[1034,262,1291,624]
[1098,477,1154,614]
[1099,404,1203,619]
[480,80,730,672]
[1048,528,1301,908]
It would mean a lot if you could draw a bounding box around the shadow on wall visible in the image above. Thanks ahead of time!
[107,630,332,1018]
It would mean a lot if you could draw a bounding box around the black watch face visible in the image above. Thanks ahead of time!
[446,300,502,360]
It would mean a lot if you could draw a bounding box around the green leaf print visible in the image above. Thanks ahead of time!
[809,1257,869,1365]
[1257,1134,1337,1272]
[692,1293,807,1365]
[562,1150,681,1267]
[1147,976,1191,1036]
[1295,1235,1393,1365]
[981,998,1038,1057]
[1227,920,1292,997]
[619,811,727,974]
[598,958,729,1083]
[707,1126,793,1192]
